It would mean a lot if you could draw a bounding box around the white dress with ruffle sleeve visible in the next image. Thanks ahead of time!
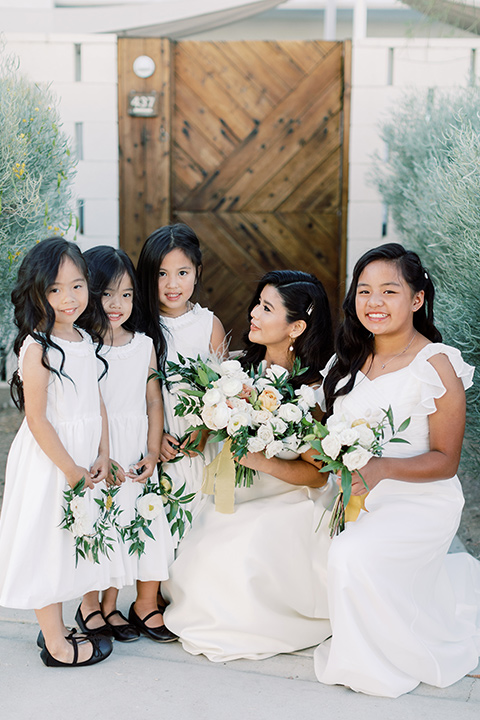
[314,343,480,697]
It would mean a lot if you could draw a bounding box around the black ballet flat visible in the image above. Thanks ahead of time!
[75,604,113,637]
[103,610,140,643]
[40,635,113,667]
[37,627,79,649]
[128,603,178,643]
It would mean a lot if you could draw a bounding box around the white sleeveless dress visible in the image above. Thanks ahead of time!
[314,343,480,697]
[0,331,114,609]
[99,332,173,587]
[160,304,219,523]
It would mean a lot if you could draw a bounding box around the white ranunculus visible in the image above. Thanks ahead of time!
[203,387,224,406]
[265,364,289,382]
[338,427,359,447]
[229,397,250,412]
[137,493,164,520]
[219,359,242,375]
[321,432,342,460]
[71,514,93,537]
[295,384,317,408]
[265,440,285,459]
[283,433,299,451]
[247,435,266,453]
[278,403,303,423]
[354,423,375,449]
[202,403,231,431]
[227,412,250,436]
[343,447,372,472]
[217,375,244,397]
[251,409,272,425]
[257,423,274,445]
[326,414,348,434]
[270,416,287,435]
[70,496,87,519]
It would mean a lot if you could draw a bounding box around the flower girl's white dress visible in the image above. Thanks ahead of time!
[314,344,480,697]
[0,332,115,609]
[160,304,219,523]
[99,332,173,588]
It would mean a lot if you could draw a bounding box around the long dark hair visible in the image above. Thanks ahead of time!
[136,223,203,370]
[79,246,141,339]
[10,237,103,410]
[241,270,334,388]
[323,242,442,415]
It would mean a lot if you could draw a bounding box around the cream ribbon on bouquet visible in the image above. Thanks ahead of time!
[201,439,236,514]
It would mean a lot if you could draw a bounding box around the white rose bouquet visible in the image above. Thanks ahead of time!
[156,355,317,490]
[61,477,123,566]
[305,406,411,537]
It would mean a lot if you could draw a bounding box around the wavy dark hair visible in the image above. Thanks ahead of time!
[241,270,334,388]
[323,242,442,415]
[79,246,141,339]
[10,237,104,410]
[136,223,202,371]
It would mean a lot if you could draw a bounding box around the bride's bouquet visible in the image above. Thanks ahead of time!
[305,407,410,536]
[158,355,318,489]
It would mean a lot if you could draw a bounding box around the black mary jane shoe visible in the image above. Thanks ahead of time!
[128,603,178,643]
[37,627,83,649]
[40,635,113,667]
[103,610,140,643]
[75,604,113,637]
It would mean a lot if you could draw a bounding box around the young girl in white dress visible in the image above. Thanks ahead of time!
[136,223,226,525]
[162,270,337,661]
[0,238,113,667]
[314,242,480,697]
[76,246,175,643]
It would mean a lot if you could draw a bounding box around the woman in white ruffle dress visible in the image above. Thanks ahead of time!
[163,270,336,661]
[314,243,480,698]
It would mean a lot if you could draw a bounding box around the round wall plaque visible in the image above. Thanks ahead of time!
[133,55,156,79]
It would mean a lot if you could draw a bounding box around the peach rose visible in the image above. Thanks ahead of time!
[258,388,280,412]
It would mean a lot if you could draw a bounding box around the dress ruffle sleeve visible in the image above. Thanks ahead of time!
[409,343,474,418]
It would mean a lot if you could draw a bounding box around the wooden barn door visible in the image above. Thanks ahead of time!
[118,39,351,346]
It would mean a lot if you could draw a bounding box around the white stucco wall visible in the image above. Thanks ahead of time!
[4,33,119,252]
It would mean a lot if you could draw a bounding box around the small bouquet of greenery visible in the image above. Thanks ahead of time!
[61,478,122,565]
[305,406,410,537]
[155,355,317,488]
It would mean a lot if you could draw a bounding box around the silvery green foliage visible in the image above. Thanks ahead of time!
[371,88,480,470]
[0,45,77,359]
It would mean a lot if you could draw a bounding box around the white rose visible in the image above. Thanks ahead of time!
[321,432,342,460]
[283,433,299,451]
[201,402,231,430]
[137,493,164,520]
[254,377,275,392]
[326,415,348,434]
[203,387,224,406]
[217,375,244,397]
[71,514,93,537]
[354,423,375,448]
[278,403,303,423]
[184,413,203,428]
[338,427,359,447]
[229,397,250,412]
[343,447,372,472]
[251,409,272,425]
[265,440,285,459]
[247,435,266,453]
[257,423,274,445]
[270,416,287,434]
[70,496,87,519]
[226,412,250,436]
[219,359,242,375]
[265,364,289,382]
[294,384,317,408]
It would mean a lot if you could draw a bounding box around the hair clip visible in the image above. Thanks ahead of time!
[424,271,428,280]
[306,303,314,316]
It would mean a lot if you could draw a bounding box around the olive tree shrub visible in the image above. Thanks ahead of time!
[0,46,77,376]
[371,88,480,469]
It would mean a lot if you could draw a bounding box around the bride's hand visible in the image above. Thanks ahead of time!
[350,457,385,495]
[236,451,266,472]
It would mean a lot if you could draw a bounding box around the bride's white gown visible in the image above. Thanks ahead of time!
[314,343,480,697]
[163,466,335,661]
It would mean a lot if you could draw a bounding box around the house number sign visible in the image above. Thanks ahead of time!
[128,91,159,117]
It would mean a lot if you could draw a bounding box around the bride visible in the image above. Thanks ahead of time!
[163,270,335,661]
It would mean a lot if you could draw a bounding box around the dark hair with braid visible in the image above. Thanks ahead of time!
[241,270,334,388]
[10,237,105,410]
[136,223,202,371]
[323,243,442,416]
[79,245,141,339]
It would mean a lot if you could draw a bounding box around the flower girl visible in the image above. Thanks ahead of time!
[76,246,175,643]
[0,238,113,667]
